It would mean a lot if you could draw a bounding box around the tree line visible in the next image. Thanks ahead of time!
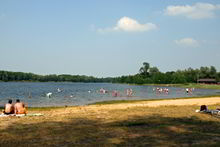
[0,62,219,84]
[0,71,108,83]
[114,62,220,84]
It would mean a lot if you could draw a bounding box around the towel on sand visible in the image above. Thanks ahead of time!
[0,113,43,117]
[195,109,220,116]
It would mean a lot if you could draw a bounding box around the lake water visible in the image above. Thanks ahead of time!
[0,82,220,107]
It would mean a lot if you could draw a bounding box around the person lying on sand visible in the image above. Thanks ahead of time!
[3,99,14,115]
[196,105,220,115]
[14,99,27,114]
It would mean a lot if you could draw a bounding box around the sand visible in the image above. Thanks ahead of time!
[84,97,220,111]
[1,97,220,118]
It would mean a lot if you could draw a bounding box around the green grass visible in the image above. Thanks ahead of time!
[28,106,70,111]
[161,83,220,89]
[140,83,220,90]
[90,99,142,105]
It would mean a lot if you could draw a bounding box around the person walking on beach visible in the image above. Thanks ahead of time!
[14,99,27,114]
[3,99,14,115]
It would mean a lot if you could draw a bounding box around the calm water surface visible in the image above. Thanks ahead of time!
[0,82,220,107]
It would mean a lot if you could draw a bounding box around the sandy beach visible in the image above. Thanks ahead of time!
[1,97,220,146]
[88,97,220,109]
[1,96,220,121]
[23,97,220,119]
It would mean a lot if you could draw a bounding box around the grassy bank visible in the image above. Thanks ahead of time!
[0,98,220,146]
[156,83,220,90]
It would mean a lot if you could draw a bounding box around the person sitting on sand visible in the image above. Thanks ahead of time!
[14,99,27,114]
[3,99,14,115]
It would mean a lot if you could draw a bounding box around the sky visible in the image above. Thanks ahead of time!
[0,0,220,77]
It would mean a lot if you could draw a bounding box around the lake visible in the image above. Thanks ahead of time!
[0,82,220,107]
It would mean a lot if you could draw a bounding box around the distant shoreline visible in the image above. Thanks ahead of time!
[1,81,220,90]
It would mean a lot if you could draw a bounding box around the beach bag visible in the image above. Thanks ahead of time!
[200,105,207,111]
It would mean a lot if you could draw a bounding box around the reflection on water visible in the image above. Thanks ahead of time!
[0,82,219,107]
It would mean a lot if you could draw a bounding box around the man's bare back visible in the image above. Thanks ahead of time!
[4,103,14,114]
[14,100,27,114]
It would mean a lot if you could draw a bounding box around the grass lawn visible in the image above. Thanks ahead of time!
[160,83,220,90]
[1,98,220,147]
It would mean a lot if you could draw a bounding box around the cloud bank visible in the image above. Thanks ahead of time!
[175,38,199,47]
[98,16,157,33]
[165,3,220,19]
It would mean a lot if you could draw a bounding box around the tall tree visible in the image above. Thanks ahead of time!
[199,66,210,78]
[149,67,160,76]
[139,62,150,77]
[210,66,217,78]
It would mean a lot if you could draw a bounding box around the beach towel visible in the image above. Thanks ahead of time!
[195,109,220,117]
[0,113,43,117]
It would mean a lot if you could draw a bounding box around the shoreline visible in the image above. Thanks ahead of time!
[26,96,220,111]
[1,95,220,110]
[78,97,220,112]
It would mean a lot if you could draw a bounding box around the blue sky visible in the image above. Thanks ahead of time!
[0,0,220,77]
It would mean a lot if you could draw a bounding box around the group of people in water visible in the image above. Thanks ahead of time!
[153,87,195,95]
[2,99,27,115]
[100,87,194,97]
[153,87,169,94]
[99,88,133,97]
[35,86,195,100]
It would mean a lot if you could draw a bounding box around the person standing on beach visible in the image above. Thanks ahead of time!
[14,99,27,114]
[3,99,14,114]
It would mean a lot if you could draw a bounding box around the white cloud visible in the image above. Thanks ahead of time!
[175,38,199,47]
[98,16,157,33]
[165,3,220,19]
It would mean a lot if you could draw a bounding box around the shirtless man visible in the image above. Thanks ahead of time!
[14,99,27,114]
[3,99,14,114]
